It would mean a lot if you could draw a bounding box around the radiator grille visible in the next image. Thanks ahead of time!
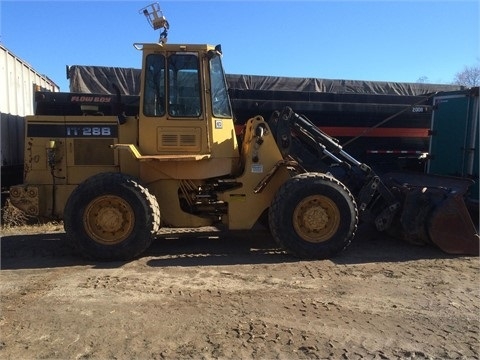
[158,127,201,151]
[180,134,196,146]
[161,134,178,147]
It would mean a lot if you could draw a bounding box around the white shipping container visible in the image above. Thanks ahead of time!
[1,44,59,175]
[0,44,59,116]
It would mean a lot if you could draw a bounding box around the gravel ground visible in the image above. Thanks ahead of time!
[1,224,479,359]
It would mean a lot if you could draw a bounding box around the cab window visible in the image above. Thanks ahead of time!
[209,55,232,118]
[168,54,202,117]
[143,54,165,117]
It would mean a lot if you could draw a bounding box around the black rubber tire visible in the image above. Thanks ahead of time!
[269,173,358,259]
[64,172,160,261]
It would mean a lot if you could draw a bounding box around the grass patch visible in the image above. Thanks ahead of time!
[1,199,64,236]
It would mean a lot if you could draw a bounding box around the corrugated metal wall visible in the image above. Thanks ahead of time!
[1,114,24,167]
[0,44,59,169]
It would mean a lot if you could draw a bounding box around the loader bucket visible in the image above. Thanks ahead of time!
[385,172,479,255]
[428,193,479,255]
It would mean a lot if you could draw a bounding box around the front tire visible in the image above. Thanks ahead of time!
[64,173,160,261]
[269,173,358,259]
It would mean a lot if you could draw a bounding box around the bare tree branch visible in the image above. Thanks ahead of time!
[453,64,480,87]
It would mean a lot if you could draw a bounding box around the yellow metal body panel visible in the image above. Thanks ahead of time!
[10,183,78,218]
[220,116,292,229]
[24,115,122,185]
[139,158,235,182]
[18,114,125,217]
[23,116,67,186]
[117,116,141,178]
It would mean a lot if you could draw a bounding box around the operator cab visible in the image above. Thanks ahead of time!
[135,43,240,178]
[132,3,239,179]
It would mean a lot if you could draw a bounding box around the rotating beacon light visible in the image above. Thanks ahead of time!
[139,3,170,44]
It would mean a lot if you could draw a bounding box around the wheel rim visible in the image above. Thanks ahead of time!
[84,195,135,245]
[292,195,341,243]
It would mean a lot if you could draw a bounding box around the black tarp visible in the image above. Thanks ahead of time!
[68,65,141,95]
[225,74,463,96]
[68,65,464,96]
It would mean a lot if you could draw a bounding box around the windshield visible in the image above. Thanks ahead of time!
[209,55,232,118]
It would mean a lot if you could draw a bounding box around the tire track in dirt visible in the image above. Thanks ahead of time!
[1,228,479,359]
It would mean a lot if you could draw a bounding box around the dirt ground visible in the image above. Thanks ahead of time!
[0,223,479,360]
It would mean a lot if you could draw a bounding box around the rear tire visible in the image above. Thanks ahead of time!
[269,173,358,259]
[64,172,160,261]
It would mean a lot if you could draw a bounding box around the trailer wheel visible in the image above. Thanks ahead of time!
[269,173,358,259]
[64,173,160,261]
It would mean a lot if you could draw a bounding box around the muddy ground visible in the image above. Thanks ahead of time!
[0,224,479,360]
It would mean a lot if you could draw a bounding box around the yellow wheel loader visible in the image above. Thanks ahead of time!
[8,4,478,260]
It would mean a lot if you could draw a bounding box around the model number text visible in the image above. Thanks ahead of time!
[66,126,115,137]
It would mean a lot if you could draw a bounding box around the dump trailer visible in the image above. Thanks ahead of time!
[32,80,437,175]
[9,3,479,260]
[65,64,464,175]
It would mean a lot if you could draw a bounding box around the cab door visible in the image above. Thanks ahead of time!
[138,51,209,156]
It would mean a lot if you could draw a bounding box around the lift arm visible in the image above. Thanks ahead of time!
[269,106,479,255]
[269,107,400,231]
